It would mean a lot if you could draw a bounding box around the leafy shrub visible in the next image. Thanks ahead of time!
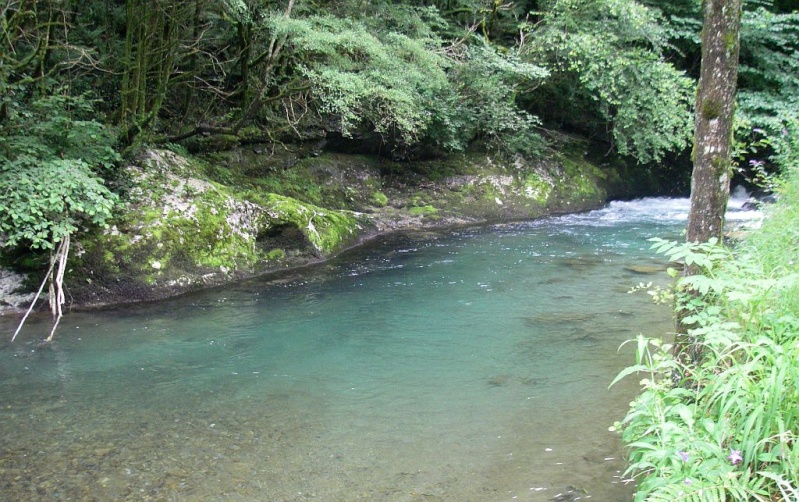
[0,92,118,250]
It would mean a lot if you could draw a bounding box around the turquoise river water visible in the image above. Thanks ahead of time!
[0,196,759,501]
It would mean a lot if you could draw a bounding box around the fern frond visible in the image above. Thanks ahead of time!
[644,482,727,502]
[642,471,770,502]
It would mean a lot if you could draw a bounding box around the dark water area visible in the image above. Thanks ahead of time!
[0,196,760,501]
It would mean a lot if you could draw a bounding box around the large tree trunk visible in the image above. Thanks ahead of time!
[677,0,743,359]
[686,0,743,246]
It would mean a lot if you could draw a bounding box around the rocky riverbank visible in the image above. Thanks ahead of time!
[1,145,637,314]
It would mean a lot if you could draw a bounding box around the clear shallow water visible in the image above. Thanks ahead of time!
[0,197,758,501]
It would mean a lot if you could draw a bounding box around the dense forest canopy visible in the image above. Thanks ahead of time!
[1,0,798,251]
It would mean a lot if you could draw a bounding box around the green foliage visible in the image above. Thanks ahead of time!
[644,0,799,178]
[523,0,694,163]
[0,159,117,250]
[267,12,548,157]
[440,42,549,155]
[320,2,450,41]
[0,0,793,211]
[0,92,119,250]
[640,0,702,55]
[1,92,119,170]
[271,14,450,145]
[736,7,799,167]
[613,161,799,500]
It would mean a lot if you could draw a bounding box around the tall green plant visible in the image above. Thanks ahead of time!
[613,161,799,500]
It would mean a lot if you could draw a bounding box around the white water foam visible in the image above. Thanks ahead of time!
[559,188,762,228]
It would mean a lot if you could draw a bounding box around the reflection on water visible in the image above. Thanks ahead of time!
[1,197,732,501]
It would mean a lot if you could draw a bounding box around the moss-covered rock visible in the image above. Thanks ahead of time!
[246,192,363,254]
[69,150,369,306]
[3,144,631,311]
[389,151,609,221]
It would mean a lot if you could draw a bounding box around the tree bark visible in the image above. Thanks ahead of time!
[686,0,743,246]
[677,0,743,358]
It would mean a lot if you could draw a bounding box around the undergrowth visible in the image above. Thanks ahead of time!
[612,160,799,501]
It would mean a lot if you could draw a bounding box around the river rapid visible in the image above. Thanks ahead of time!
[0,195,760,501]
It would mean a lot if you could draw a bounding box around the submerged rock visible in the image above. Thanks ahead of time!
[624,264,666,275]
[552,486,589,501]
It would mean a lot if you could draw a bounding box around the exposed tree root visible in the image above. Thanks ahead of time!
[11,234,70,343]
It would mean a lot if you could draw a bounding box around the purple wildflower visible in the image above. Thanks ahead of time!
[727,449,743,465]
[684,479,693,486]
[678,451,689,462]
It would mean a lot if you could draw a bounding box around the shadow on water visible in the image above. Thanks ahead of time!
[0,197,745,501]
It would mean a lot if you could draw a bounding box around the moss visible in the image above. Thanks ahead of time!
[75,157,274,294]
[62,158,251,298]
[553,155,608,206]
[409,157,467,181]
[247,192,362,255]
[409,194,431,207]
[370,191,389,207]
[701,99,722,121]
[409,205,439,217]
[522,172,553,204]
[723,32,737,54]
[313,210,363,251]
[161,189,257,271]
[94,151,608,284]
[62,147,619,307]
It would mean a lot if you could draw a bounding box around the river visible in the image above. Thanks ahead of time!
[0,195,759,501]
